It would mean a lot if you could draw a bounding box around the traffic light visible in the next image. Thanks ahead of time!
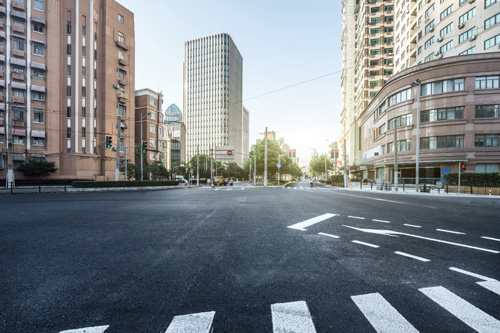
[292,149,296,158]
[461,164,466,172]
[289,149,292,158]
[335,150,339,159]
[105,136,112,149]
[141,140,147,153]
[330,149,335,158]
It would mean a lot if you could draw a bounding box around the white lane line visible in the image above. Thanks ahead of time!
[318,232,340,239]
[294,187,298,190]
[339,193,436,208]
[165,311,215,333]
[352,240,379,248]
[348,216,366,220]
[343,225,500,254]
[477,281,500,296]
[449,267,497,282]
[60,326,109,333]
[372,219,391,223]
[352,293,418,333]
[287,213,338,231]
[394,251,431,262]
[436,229,466,235]
[271,301,317,333]
[481,236,500,242]
[420,286,500,333]
[299,186,305,189]
[403,224,422,228]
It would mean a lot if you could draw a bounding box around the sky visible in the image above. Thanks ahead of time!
[118,0,343,166]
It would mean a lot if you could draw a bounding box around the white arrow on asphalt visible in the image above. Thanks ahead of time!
[343,225,500,254]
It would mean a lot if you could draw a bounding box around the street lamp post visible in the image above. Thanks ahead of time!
[411,79,422,191]
[278,153,286,187]
[135,111,151,181]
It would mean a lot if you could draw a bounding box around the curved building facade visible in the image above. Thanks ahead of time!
[355,53,500,183]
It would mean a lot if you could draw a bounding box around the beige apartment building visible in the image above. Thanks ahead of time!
[0,0,135,183]
[135,89,167,168]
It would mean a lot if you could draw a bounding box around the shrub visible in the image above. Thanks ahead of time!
[72,180,180,188]
[443,173,500,187]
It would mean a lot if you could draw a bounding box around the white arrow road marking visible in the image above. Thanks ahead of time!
[449,267,498,282]
[271,301,317,333]
[165,311,215,333]
[352,293,418,333]
[420,286,500,333]
[477,280,500,296]
[60,326,109,333]
[343,225,500,254]
[288,213,338,231]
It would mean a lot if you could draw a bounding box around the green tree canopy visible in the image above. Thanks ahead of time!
[246,139,301,180]
[309,155,333,177]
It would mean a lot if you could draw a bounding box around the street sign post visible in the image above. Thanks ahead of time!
[227,150,233,156]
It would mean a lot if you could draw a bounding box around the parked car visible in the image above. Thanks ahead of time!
[212,176,225,186]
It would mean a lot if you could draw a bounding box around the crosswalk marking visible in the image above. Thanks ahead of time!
[60,326,109,333]
[477,280,500,296]
[271,301,316,333]
[420,286,500,333]
[352,293,418,333]
[287,213,337,231]
[164,311,215,333]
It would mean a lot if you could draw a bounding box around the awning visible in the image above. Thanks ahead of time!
[0,55,5,62]
[0,127,4,134]
[32,39,45,45]
[31,16,46,24]
[31,130,45,138]
[12,34,26,39]
[13,153,25,161]
[31,154,45,158]
[31,85,45,92]
[0,7,5,14]
[31,62,45,70]
[13,128,26,136]
[11,11,26,20]
[0,80,4,87]
[10,58,26,66]
[0,103,5,110]
[0,31,5,39]
[11,82,26,90]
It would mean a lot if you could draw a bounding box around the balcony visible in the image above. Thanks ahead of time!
[12,96,25,104]
[12,49,24,57]
[12,1,24,11]
[118,58,127,66]
[118,92,128,103]
[118,78,128,86]
[115,39,128,51]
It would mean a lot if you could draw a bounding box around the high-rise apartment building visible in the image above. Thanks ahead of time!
[242,106,249,158]
[0,0,135,183]
[183,33,244,165]
[341,0,395,166]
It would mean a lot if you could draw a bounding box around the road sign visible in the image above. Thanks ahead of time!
[276,163,282,169]
[227,150,233,156]
[189,169,193,173]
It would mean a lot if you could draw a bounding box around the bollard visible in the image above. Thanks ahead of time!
[360,182,362,190]
[371,182,373,190]
[490,188,492,196]
[470,186,473,195]
[10,182,13,194]
[403,183,405,192]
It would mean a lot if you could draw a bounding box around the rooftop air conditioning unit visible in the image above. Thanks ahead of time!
[113,83,119,89]
[437,37,443,42]
[429,27,434,32]
[470,35,477,41]
[468,0,475,3]
[426,0,431,3]
[435,51,441,56]
[458,23,465,29]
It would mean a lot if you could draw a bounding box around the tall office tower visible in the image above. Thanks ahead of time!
[183,33,244,165]
[164,103,186,170]
[0,0,135,182]
[242,106,249,158]
[341,0,395,166]
[395,0,500,73]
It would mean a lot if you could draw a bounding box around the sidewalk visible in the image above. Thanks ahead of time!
[0,185,184,195]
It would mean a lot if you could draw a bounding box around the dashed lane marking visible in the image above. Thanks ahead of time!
[394,251,431,262]
[420,286,500,333]
[60,326,109,333]
[318,232,340,239]
[287,213,338,231]
[165,311,215,333]
[372,219,390,223]
[352,240,380,248]
[436,229,466,235]
[348,216,366,220]
[449,267,498,282]
[403,224,422,228]
[352,293,418,333]
[481,236,500,242]
[271,301,317,333]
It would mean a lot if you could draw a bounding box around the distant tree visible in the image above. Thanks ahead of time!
[309,155,333,177]
[17,160,57,177]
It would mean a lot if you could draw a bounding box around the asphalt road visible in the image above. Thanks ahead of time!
[1,181,500,332]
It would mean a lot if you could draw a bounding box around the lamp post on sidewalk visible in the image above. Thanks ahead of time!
[410,78,422,191]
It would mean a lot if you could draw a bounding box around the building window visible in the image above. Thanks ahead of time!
[424,36,435,49]
[118,50,125,59]
[459,46,476,55]
[425,20,435,33]
[475,164,499,173]
[13,37,24,51]
[118,104,125,116]
[33,68,44,78]
[82,66,86,78]
[33,91,44,101]
[67,21,71,34]
[13,136,24,144]
[421,78,464,96]
[149,138,156,147]
[118,14,124,23]
[67,85,71,96]
[13,66,24,74]
[377,123,386,137]
[425,4,435,18]
[440,5,453,20]
[476,76,500,89]
[33,43,44,56]
[424,53,434,62]
[14,19,24,28]
[67,106,71,117]
[13,107,24,121]
[67,44,71,55]
[33,22,44,33]
[13,89,24,98]
[421,107,464,123]
[82,26,86,37]
[459,7,476,25]
[388,114,413,129]
[149,125,156,133]
[484,34,500,49]
[118,32,125,43]
[33,137,44,146]
[82,45,86,57]
[475,105,500,118]
[485,13,500,29]
[34,0,43,11]
[475,134,500,147]
[81,106,86,118]
[421,136,464,150]
[486,0,499,8]
[149,97,157,106]
[440,40,453,54]
[82,86,86,97]
[387,88,412,106]
[67,128,71,139]
[459,27,476,43]
[440,23,453,37]
[34,108,43,123]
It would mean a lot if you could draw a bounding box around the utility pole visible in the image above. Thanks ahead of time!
[253,155,256,185]
[210,146,213,180]
[5,82,14,188]
[264,127,268,187]
[394,119,399,191]
[115,116,121,181]
[140,111,144,181]
[458,162,461,194]
[343,140,348,188]
[196,145,199,186]
[324,153,327,182]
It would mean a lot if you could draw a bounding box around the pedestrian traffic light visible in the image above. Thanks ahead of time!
[461,164,466,172]
[141,140,147,153]
[105,136,112,149]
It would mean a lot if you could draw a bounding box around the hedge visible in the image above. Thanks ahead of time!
[72,180,180,188]
[330,175,344,184]
[443,173,500,187]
